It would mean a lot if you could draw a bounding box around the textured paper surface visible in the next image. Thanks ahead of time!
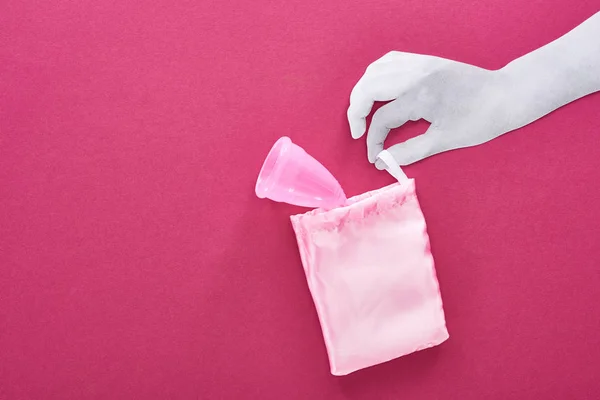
[1,1,600,399]
[348,11,600,167]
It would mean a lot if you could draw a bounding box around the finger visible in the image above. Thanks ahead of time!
[347,83,375,139]
[366,98,412,163]
[347,98,373,139]
[347,69,400,139]
[374,126,446,168]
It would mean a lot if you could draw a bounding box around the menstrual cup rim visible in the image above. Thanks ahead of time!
[255,136,292,199]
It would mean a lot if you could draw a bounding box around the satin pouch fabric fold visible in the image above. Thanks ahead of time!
[291,180,448,375]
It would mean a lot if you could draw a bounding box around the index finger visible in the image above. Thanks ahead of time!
[347,83,374,139]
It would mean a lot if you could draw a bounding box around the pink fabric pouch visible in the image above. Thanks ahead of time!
[290,151,448,375]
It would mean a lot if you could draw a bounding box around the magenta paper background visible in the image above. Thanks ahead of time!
[2,1,600,398]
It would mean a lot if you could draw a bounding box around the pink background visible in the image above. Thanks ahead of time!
[2,1,600,398]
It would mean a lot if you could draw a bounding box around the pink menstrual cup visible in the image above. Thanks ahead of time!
[255,137,347,209]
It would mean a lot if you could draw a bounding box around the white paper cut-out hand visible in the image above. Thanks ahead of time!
[348,12,600,168]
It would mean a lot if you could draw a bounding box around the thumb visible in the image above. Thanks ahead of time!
[374,126,447,168]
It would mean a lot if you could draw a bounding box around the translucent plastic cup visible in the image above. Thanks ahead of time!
[255,137,347,209]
